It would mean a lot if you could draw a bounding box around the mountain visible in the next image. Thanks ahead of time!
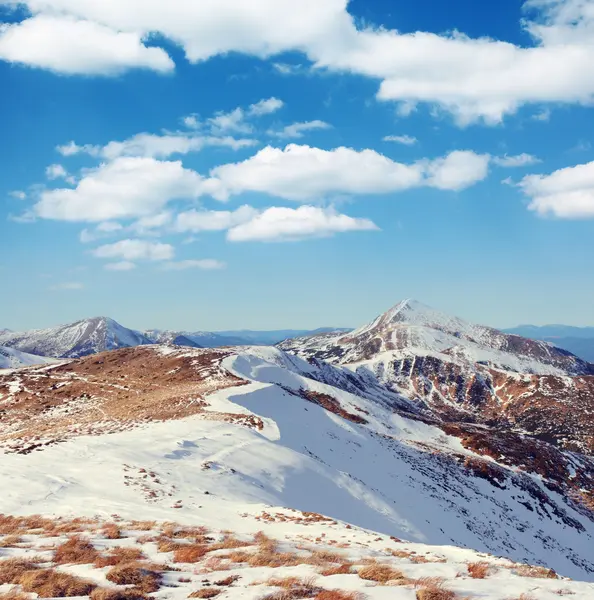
[505,324,594,362]
[143,329,250,347]
[279,299,594,453]
[1,342,593,583]
[0,345,55,369]
[0,316,152,358]
[214,327,352,345]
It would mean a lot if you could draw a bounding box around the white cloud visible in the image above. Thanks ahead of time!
[182,115,200,129]
[175,205,258,232]
[9,191,27,200]
[424,151,491,191]
[382,135,418,145]
[105,261,136,271]
[493,153,541,167]
[45,164,69,180]
[531,108,551,122]
[130,212,172,234]
[520,159,594,218]
[211,144,489,200]
[33,156,213,222]
[56,141,101,157]
[93,239,174,261]
[5,1,594,121]
[268,120,331,139]
[161,259,226,270]
[248,97,284,116]
[227,205,379,242]
[80,221,124,243]
[49,282,84,291]
[0,14,173,75]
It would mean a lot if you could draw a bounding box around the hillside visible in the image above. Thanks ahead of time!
[1,343,593,584]
[0,345,54,369]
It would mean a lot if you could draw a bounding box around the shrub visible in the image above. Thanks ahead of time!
[173,544,209,563]
[416,586,457,600]
[19,569,96,597]
[106,563,162,593]
[358,564,406,584]
[213,575,239,586]
[54,536,99,565]
[315,592,362,600]
[467,561,490,579]
[0,535,23,548]
[0,559,40,585]
[156,537,183,553]
[102,524,122,539]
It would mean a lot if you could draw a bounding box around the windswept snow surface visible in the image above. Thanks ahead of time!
[1,345,593,582]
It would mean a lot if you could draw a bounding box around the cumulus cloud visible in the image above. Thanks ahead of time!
[248,97,284,116]
[9,190,27,200]
[0,14,174,75]
[161,259,226,270]
[56,141,101,157]
[493,153,541,167]
[382,135,417,145]
[227,205,379,242]
[207,97,283,134]
[520,159,594,218]
[175,205,258,232]
[4,0,594,121]
[268,120,331,139]
[211,144,489,201]
[33,157,213,222]
[45,164,68,180]
[92,239,174,261]
[424,151,491,191]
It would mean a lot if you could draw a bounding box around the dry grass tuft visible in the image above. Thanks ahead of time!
[467,561,490,579]
[513,565,558,579]
[415,582,457,600]
[315,592,362,600]
[0,590,31,600]
[0,559,41,585]
[306,550,347,566]
[188,590,222,599]
[54,535,99,564]
[261,576,321,600]
[0,535,23,548]
[210,535,251,551]
[358,564,406,585]
[102,524,122,539]
[156,536,183,553]
[213,575,239,586]
[319,564,352,576]
[19,568,97,597]
[94,547,146,568]
[105,562,162,593]
[173,544,209,563]
[90,588,149,600]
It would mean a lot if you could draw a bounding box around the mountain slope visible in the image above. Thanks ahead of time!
[0,317,153,358]
[0,344,593,581]
[143,329,249,348]
[0,345,55,369]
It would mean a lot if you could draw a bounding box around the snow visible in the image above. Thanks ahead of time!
[0,345,55,369]
[1,346,593,584]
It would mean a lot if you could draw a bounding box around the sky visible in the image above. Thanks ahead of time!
[1,0,594,332]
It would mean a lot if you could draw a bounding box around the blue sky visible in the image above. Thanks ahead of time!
[1,0,594,331]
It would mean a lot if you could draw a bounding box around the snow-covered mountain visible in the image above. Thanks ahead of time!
[0,317,152,358]
[1,343,593,582]
[0,345,55,369]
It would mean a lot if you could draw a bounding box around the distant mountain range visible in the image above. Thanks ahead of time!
[0,317,351,359]
[504,325,594,362]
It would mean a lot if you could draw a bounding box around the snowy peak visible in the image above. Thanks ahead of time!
[0,346,55,369]
[0,316,153,358]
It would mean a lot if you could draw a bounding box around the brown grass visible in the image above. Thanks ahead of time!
[102,524,122,539]
[0,591,31,600]
[513,565,558,579]
[415,583,457,600]
[210,535,251,550]
[467,561,490,579]
[188,590,222,599]
[358,564,407,584]
[54,535,99,564]
[213,574,240,586]
[0,559,41,585]
[319,564,352,576]
[94,547,146,568]
[19,568,97,597]
[90,589,149,600]
[173,544,209,563]
[0,535,23,548]
[105,562,162,593]
[260,576,321,600]
[157,536,183,553]
[315,592,362,600]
